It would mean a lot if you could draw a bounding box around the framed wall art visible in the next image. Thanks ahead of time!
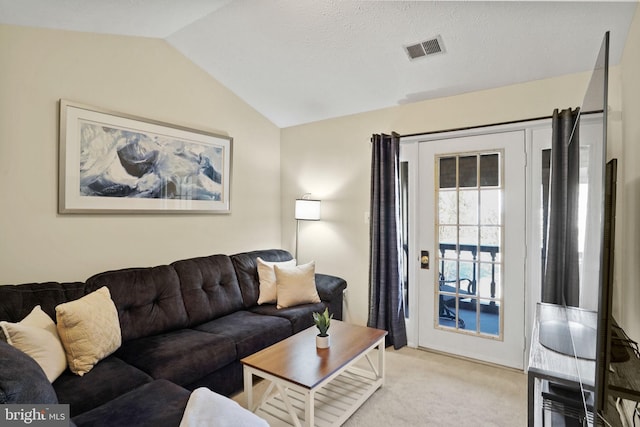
[59,100,232,213]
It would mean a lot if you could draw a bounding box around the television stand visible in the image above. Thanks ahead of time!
[528,303,596,426]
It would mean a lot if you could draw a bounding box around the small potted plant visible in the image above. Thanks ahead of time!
[313,307,333,349]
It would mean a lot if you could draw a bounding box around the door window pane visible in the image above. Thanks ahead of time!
[439,191,457,224]
[459,298,477,331]
[438,226,457,246]
[480,226,501,248]
[459,155,477,188]
[480,153,500,187]
[480,189,501,225]
[439,259,458,283]
[479,263,499,299]
[459,261,476,291]
[439,157,456,189]
[479,299,500,335]
[459,190,478,225]
[438,294,461,328]
[459,226,478,247]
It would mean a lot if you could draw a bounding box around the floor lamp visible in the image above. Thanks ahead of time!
[294,195,321,260]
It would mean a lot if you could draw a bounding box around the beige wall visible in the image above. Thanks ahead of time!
[2,19,636,338]
[619,5,640,341]
[0,25,282,284]
[281,68,629,327]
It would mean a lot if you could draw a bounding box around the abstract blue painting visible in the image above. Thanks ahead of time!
[59,100,232,213]
[79,123,224,200]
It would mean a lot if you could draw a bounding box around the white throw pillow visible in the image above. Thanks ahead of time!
[179,387,269,427]
[274,261,320,309]
[0,305,67,382]
[256,257,296,305]
[56,287,122,376]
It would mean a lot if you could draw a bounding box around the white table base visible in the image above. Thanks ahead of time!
[243,339,385,427]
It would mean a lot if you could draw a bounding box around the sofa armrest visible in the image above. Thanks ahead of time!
[315,274,347,321]
[0,341,59,404]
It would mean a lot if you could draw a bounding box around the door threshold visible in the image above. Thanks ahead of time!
[414,345,525,374]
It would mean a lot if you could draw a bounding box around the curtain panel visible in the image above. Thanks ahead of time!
[542,108,581,307]
[368,132,407,349]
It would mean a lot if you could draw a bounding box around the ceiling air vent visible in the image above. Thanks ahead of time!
[405,35,445,60]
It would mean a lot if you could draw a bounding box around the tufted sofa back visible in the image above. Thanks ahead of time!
[172,254,243,327]
[0,282,86,323]
[0,249,300,344]
[85,265,189,342]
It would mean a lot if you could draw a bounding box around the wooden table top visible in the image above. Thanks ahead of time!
[241,320,387,389]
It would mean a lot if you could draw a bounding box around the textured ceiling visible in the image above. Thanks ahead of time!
[0,0,636,127]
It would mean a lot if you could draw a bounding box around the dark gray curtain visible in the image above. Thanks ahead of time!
[542,108,581,307]
[368,132,407,349]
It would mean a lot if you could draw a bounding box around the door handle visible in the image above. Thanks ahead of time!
[421,251,429,269]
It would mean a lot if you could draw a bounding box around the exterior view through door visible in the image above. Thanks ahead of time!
[402,130,526,369]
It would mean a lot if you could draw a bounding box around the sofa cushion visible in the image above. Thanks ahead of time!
[56,287,122,376]
[116,329,236,387]
[0,282,86,323]
[194,311,292,358]
[54,356,153,417]
[86,265,189,342]
[184,360,243,397]
[72,380,190,427]
[250,302,327,334]
[0,340,58,404]
[1,305,67,382]
[231,249,294,308]
[172,255,244,326]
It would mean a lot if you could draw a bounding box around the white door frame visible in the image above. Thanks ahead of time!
[401,119,552,369]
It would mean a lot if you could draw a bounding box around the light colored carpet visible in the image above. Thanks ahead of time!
[233,346,527,426]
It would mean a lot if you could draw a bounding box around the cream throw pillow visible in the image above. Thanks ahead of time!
[0,305,67,382]
[256,257,296,305]
[274,261,320,309]
[179,387,269,427]
[56,287,122,376]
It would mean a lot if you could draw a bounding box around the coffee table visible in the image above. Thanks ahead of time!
[241,320,387,427]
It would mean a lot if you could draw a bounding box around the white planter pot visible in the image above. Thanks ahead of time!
[316,335,330,349]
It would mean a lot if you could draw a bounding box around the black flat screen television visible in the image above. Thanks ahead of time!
[559,31,612,424]
[595,157,617,418]
[573,30,625,424]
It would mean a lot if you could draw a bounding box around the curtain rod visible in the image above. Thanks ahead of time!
[399,115,552,139]
[397,109,602,139]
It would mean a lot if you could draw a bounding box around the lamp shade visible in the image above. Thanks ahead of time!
[295,199,321,220]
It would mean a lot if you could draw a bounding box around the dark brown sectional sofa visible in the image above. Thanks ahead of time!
[0,249,347,426]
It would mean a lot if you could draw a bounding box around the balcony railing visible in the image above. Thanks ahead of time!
[438,243,500,301]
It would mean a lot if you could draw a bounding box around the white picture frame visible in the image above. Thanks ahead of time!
[59,100,232,213]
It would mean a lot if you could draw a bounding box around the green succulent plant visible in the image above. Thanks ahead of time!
[312,308,333,337]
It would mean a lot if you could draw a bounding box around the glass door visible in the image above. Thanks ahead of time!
[436,151,503,335]
[417,131,526,369]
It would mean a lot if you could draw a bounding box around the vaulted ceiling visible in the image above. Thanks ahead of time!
[1,0,636,127]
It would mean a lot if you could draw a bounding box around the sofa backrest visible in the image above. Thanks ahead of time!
[1,249,301,342]
[85,265,189,342]
[230,249,293,308]
[0,282,86,323]
[171,254,244,326]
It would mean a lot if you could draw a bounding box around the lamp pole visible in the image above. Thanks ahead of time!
[295,219,301,260]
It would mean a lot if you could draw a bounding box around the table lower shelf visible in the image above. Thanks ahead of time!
[254,367,382,427]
